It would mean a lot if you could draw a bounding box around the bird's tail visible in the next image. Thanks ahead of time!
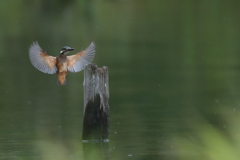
[57,79,67,85]
[57,72,67,85]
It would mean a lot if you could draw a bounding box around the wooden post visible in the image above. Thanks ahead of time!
[82,64,109,142]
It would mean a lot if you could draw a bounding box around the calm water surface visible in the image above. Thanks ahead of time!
[1,1,240,160]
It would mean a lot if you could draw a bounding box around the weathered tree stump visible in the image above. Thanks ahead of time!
[82,64,109,142]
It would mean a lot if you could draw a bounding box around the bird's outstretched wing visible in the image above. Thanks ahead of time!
[29,42,57,74]
[67,42,95,72]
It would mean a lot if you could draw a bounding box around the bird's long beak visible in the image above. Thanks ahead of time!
[66,48,74,51]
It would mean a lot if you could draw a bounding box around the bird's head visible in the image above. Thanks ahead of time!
[60,46,75,55]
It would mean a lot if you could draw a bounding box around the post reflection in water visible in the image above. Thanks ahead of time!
[82,143,109,160]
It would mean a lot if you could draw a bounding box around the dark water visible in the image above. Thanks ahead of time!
[1,1,240,160]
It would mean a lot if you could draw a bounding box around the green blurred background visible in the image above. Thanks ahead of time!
[1,0,240,160]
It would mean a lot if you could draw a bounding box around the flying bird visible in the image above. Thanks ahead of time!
[29,42,95,85]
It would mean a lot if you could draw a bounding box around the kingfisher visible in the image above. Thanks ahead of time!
[29,42,95,85]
